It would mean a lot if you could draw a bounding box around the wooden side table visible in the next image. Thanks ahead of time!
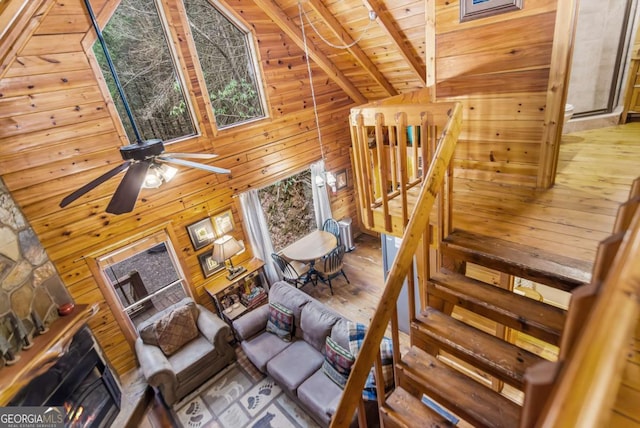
[204,258,268,339]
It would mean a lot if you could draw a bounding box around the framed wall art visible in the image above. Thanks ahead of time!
[460,0,523,22]
[198,252,225,278]
[212,209,235,237]
[187,218,215,251]
[336,169,348,191]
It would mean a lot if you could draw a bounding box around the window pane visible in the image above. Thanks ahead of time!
[184,0,265,128]
[259,170,317,251]
[94,0,195,142]
[101,239,188,328]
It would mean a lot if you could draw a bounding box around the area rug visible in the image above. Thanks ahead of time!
[172,352,320,428]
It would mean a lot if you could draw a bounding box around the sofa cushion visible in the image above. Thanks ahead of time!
[267,341,324,395]
[330,318,351,350]
[297,369,342,426]
[241,331,293,372]
[322,336,355,389]
[348,322,394,400]
[266,302,294,341]
[300,302,341,352]
[138,298,199,347]
[155,303,200,356]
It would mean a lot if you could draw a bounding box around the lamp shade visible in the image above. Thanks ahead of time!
[211,235,243,263]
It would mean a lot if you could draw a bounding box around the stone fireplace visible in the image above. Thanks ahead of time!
[0,179,72,366]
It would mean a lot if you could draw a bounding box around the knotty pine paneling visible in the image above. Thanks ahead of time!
[0,0,358,376]
[435,0,557,186]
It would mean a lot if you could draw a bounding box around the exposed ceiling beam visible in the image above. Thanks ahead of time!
[253,0,368,104]
[362,0,426,86]
[304,0,397,97]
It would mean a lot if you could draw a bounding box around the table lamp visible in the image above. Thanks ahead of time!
[212,235,246,280]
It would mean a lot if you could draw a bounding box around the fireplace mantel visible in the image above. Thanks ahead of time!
[0,303,98,406]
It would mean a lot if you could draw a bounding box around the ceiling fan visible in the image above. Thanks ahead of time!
[59,0,230,215]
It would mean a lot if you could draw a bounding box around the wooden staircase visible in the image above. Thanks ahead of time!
[378,178,640,428]
[333,91,640,427]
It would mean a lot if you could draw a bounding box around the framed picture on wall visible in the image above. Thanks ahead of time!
[187,218,215,251]
[460,0,523,22]
[336,169,348,191]
[212,209,235,237]
[198,252,225,278]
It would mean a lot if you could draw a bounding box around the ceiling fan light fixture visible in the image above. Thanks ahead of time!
[142,164,178,189]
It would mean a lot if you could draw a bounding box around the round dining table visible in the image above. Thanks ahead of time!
[280,229,338,263]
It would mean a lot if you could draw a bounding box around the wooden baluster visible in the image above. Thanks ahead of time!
[375,113,392,232]
[520,360,561,428]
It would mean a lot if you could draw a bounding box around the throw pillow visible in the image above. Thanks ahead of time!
[266,301,294,341]
[154,304,199,356]
[348,322,394,401]
[323,336,355,388]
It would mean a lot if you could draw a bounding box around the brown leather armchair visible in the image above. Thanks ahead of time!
[134,297,235,406]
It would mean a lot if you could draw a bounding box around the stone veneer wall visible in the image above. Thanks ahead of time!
[0,179,72,367]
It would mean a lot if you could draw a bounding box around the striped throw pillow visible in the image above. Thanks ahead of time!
[323,336,355,388]
[266,302,294,341]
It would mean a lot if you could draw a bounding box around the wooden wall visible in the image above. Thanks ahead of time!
[434,0,559,186]
[0,0,358,375]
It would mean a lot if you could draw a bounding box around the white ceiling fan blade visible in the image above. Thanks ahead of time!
[157,156,231,174]
[165,152,219,159]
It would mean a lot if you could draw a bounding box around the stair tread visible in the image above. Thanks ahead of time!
[381,386,455,428]
[398,346,520,428]
[430,269,566,345]
[413,307,545,388]
[442,229,591,291]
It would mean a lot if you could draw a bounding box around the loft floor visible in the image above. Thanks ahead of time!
[453,122,640,267]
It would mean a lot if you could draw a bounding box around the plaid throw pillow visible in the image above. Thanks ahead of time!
[348,322,394,401]
[154,304,199,356]
[323,336,355,388]
[266,302,294,341]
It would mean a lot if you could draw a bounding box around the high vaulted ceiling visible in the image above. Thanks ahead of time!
[252,0,428,103]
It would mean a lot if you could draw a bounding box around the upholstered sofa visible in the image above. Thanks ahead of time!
[135,297,236,406]
[232,281,390,427]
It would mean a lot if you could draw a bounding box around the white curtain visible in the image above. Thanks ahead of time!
[239,190,281,285]
[310,160,333,228]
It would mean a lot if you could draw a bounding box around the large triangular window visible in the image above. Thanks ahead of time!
[183,0,266,128]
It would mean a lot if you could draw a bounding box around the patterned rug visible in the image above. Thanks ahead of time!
[172,349,320,428]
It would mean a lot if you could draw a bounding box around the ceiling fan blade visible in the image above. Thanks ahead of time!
[60,161,132,208]
[164,152,219,159]
[157,156,231,174]
[106,161,151,214]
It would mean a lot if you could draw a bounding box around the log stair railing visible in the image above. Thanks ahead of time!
[332,93,462,426]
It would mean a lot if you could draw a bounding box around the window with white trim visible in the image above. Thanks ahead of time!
[97,231,190,330]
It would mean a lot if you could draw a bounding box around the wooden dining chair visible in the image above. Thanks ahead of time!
[322,218,341,245]
[271,253,313,288]
[315,245,349,295]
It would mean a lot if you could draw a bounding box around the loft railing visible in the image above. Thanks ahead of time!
[349,102,459,237]
[332,100,462,427]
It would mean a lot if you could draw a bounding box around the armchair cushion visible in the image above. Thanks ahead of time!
[155,303,199,356]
